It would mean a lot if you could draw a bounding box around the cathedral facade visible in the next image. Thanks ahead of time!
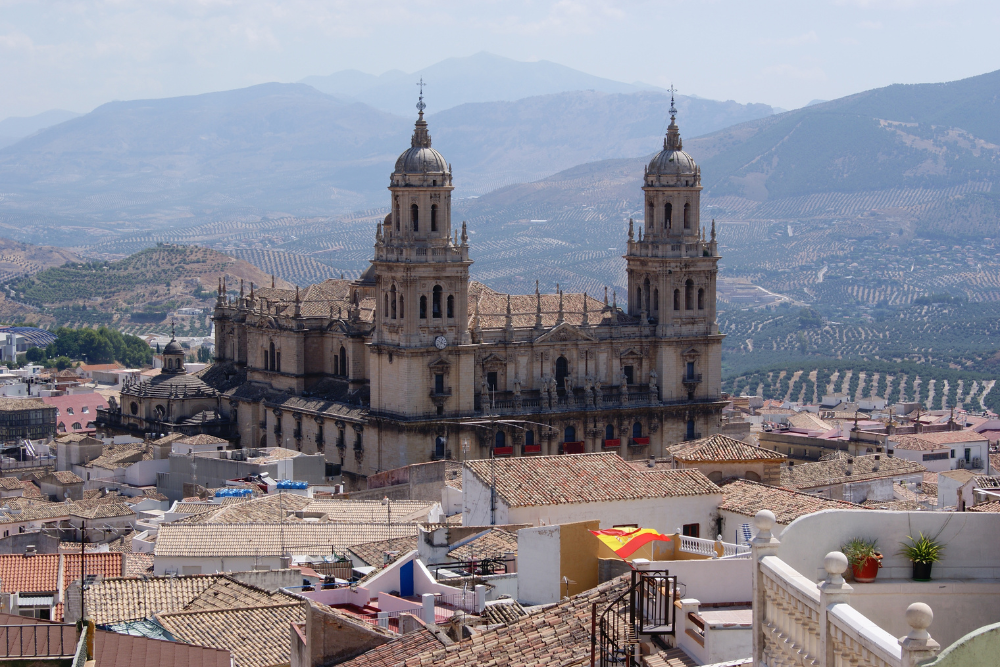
[206,97,725,484]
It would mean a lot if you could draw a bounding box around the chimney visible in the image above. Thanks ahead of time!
[873,454,880,472]
[846,457,854,476]
[279,555,291,569]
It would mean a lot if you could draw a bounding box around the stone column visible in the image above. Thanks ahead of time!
[751,510,780,667]
[819,551,853,667]
[898,603,940,667]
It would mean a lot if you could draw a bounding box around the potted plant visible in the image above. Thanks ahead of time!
[899,533,943,581]
[841,537,882,582]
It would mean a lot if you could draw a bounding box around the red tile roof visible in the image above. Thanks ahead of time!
[666,434,787,463]
[893,430,988,451]
[0,553,123,620]
[399,576,630,666]
[464,453,721,509]
[718,479,863,525]
[339,627,444,667]
[968,500,1000,513]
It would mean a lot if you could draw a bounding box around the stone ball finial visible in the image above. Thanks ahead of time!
[754,509,776,533]
[824,551,849,576]
[905,602,934,637]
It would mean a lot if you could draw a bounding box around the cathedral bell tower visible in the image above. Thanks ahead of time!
[370,84,474,418]
[626,90,718,333]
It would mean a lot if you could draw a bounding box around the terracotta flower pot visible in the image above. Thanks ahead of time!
[851,553,883,583]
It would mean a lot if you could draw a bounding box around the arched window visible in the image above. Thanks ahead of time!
[276,352,281,371]
[269,342,276,371]
[665,202,672,228]
[605,424,615,441]
[333,353,339,376]
[686,419,696,439]
[524,430,534,447]
[647,201,654,227]
[390,285,397,319]
[495,431,506,449]
[432,285,442,318]
[419,296,427,319]
[685,279,694,310]
[395,202,400,231]
[683,202,691,229]
[431,204,438,232]
[411,204,419,231]
[653,288,659,313]
[698,288,705,310]
[71,422,82,430]
[555,356,569,391]
[399,296,404,318]
[340,346,347,377]
[708,471,723,482]
[632,422,643,439]
[745,471,762,482]
[435,436,446,458]
[564,425,576,442]
[643,277,651,312]
[447,295,454,318]
[673,289,680,311]
[636,287,642,313]
[263,347,269,371]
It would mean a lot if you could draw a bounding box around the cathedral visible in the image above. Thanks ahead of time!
[114,93,725,485]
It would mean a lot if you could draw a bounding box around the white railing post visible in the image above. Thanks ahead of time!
[751,510,780,667]
[818,551,853,667]
[898,603,940,667]
[422,593,435,625]
[475,584,487,614]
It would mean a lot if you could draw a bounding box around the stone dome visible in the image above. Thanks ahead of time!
[394,144,448,175]
[163,338,184,355]
[647,147,699,177]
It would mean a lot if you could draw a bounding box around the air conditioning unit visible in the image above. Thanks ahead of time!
[956,458,966,469]
[972,457,982,469]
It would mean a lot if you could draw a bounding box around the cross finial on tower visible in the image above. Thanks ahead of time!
[170,319,176,339]
[416,78,427,118]
[668,84,678,119]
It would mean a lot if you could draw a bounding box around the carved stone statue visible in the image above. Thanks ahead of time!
[649,369,658,401]
[512,375,521,397]
[620,369,629,400]
[564,372,573,394]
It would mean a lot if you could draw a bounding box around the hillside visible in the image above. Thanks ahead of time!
[0,237,81,284]
[722,360,998,414]
[9,245,293,334]
[0,81,772,251]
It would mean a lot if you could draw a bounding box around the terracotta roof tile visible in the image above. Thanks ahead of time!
[84,574,295,625]
[718,479,863,524]
[893,431,988,450]
[780,454,926,489]
[667,434,787,463]
[338,627,444,667]
[968,500,1000,512]
[348,536,419,567]
[0,553,123,619]
[399,576,630,667]
[465,453,721,509]
[155,523,419,558]
[448,528,518,561]
[155,603,306,667]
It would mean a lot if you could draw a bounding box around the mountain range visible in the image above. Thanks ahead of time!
[0,109,81,149]
[0,61,773,248]
[300,51,664,116]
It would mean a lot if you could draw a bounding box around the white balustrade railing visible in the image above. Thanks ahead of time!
[677,535,751,559]
[679,535,717,556]
[750,509,941,667]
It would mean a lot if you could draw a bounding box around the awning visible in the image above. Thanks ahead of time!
[17,595,54,607]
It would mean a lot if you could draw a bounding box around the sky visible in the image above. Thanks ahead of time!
[1,0,998,120]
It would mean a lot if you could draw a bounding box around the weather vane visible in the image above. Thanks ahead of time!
[416,77,427,116]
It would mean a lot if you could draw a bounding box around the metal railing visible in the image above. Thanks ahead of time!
[0,623,75,659]
[591,570,676,667]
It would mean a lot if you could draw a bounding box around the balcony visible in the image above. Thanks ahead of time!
[630,437,650,447]
[682,373,703,386]
[562,441,585,454]
[745,508,1000,666]
[602,439,621,448]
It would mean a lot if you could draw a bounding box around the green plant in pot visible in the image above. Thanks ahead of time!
[899,533,943,581]
[841,537,882,582]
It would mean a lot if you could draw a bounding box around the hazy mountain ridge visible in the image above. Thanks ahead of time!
[0,82,773,248]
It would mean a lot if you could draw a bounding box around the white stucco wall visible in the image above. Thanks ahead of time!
[462,468,720,535]
[641,558,752,604]
[892,447,952,473]
[154,555,283,575]
[516,525,562,606]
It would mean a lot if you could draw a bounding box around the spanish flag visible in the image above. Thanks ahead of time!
[591,528,671,559]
